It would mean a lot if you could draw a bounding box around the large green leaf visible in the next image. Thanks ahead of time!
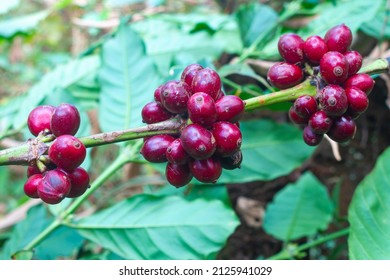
[0,0,20,15]
[0,10,49,38]
[348,147,390,259]
[263,172,334,241]
[98,24,161,132]
[74,194,239,260]
[361,0,390,39]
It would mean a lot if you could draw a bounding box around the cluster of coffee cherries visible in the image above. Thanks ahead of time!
[23,103,89,204]
[140,64,245,187]
[267,24,375,146]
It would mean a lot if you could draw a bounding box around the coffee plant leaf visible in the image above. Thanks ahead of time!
[360,0,390,39]
[0,0,20,15]
[0,10,50,38]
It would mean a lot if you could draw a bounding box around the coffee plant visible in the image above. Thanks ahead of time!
[0,0,389,260]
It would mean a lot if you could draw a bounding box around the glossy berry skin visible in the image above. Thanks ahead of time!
[345,87,369,115]
[181,64,203,88]
[141,101,173,124]
[154,85,164,104]
[344,73,375,95]
[327,115,356,143]
[187,92,217,127]
[320,51,349,84]
[27,165,41,177]
[212,122,242,156]
[48,135,86,172]
[50,103,81,137]
[344,51,362,76]
[180,124,216,160]
[66,167,90,198]
[308,111,332,134]
[303,126,323,146]
[24,174,43,198]
[166,139,189,165]
[319,85,348,117]
[303,35,328,65]
[190,157,222,184]
[293,95,318,119]
[161,80,191,114]
[220,150,243,170]
[267,62,304,89]
[27,105,55,136]
[37,169,71,204]
[140,135,175,163]
[289,106,308,125]
[215,95,245,123]
[277,33,305,64]
[324,24,352,54]
[165,163,193,188]
[191,68,221,101]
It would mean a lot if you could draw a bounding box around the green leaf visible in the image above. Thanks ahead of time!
[0,0,20,15]
[263,172,334,241]
[75,194,239,260]
[0,10,50,38]
[98,24,161,132]
[348,147,390,259]
[360,1,390,39]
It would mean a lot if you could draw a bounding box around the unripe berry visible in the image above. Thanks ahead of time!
[27,105,55,136]
[50,103,81,136]
[24,174,43,198]
[327,115,356,143]
[141,101,173,124]
[215,95,245,123]
[166,138,189,165]
[165,163,193,188]
[161,80,191,114]
[180,124,216,160]
[140,135,175,163]
[191,68,221,100]
[324,24,352,54]
[303,126,323,146]
[37,169,71,204]
[181,64,203,88]
[319,85,348,117]
[303,35,328,65]
[278,33,305,64]
[293,95,318,119]
[212,122,242,156]
[345,87,369,115]
[66,167,90,198]
[187,92,217,127]
[220,150,243,170]
[344,73,375,95]
[267,62,304,89]
[190,157,222,184]
[320,51,349,84]
[344,51,362,76]
[308,110,332,134]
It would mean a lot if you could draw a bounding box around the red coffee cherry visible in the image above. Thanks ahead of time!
[181,63,203,88]
[320,51,349,84]
[66,167,90,198]
[50,103,81,137]
[278,33,305,64]
[187,92,217,127]
[180,124,216,160]
[345,87,369,116]
[319,85,348,117]
[27,105,55,136]
[212,122,242,157]
[215,95,245,123]
[308,111,332,134]
[293,95,318,119]
[303,126,323,146]
[191,68,221,101]
[344,51,362,76]
[289,106,308,125]
[27,165,42,178]
[166,138,189,165]
[140,135,175,163]
[154,85,164,104]
[165,163,193,188]
[324,24,352,54]
[190,157,222,184]
[267,62,304,89]
[327,115,356,143]
[37,169,71,204]
[343,73,375,95]
[161,80,191,114]
[303,35,328,65]
[141,101,173,124]
[24,174,43,199]
[220,150,243,170]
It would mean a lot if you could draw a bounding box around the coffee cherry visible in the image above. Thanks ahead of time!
[166,138,189,165]
[344,51,362,76]
[220,150,243,170]
[293,95,318,119]
[51,103,81,137]
[267,62,304,89]
[345,87,369,115]
[215,90,225,100]
[48,135,86,172]
[190,157,222,184]
[278,33,305,64]
[24,174,43,198]
[344,73,375,95]
[289,106,308,125]
[191,68,221,100]
[141,101,173,124]
[212,122,242,156]
[161,80,191,114]
[303,35,328,65]
[165,163,193,188]
[27,105,55,136]
[181,63,203,88]
[319,85,348,117]
[187,92,217,127]
[140,135,175,163]
[303,126,323,146]
[324,24,352,54]
[308,111,332,134]
[27,165,41,177]
[180,124,216,160]
[37,169,71,204]
[66,167,90,198]
[320,51,349,84]
[327,115,356,143]
[154,85,164,104]
[215,95,245,123]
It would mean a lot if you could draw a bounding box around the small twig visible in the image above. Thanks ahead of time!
[324,134,342,162]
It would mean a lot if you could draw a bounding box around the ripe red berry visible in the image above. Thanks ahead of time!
[27,165,41,177]
[212,122,242,156]
[319,85,348,117]
[37,169,71,204]
[344,51,362,76]
[191,68,221,100]
[303,126,323,146]
[48,135,86,172]
[154,85,164,104]
[293,95,318,119]
[220,150,243,170]
[278,33,305,64]
[267,62,304,89]
[344,73,375,95]
[327,115,356,143]
[141,101,173,124]
[187,92,217,127]
[24,174,43,198]
[140,135,175,163]
[308,110,332,134]
[320,51,349,84]
[215,95,245,123]
[324,24,352,54]
[165,163,193,188]
[166,138,189,165]
[181,63,203,88]
[190,157,222,184]
[180,124,216,160]
[303,35,328,65]
[50,103,81,137]
[27,105,55,136]
[66,167,90,198]
[345,87,369,115]
[289,106,308,125]
[161,80,191,114]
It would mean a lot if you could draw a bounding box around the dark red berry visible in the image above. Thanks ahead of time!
[324,24,352,54]
[319,85,348,117]
[303,35,328,65]
[27,105,55,136]
[212,122,242,156]
[344,51,362,76]
[293,95,318,119]
[345,87,369,115]
[289,106,308,125]
[303,126,323,146]
[278,33,305,64]
[66,167,90,198]
[267,62,304,89]
[327,115,356,143]
[48,135,86,172]
[165,163,193,188]
[37,169,71,204]
[187,92,217,127]
[215,90,225,100]
[141,101,173,124]
[27,165,41,177]
[344,73,375,95]
[320,51,349,84]
[220,150,243,170]
[181,64,203,88]
[140,135,175,163]
[154,85,164,104]
[161,80,191,114]
[215,95,245,123]
[50,103,81,137]
[308,111,332,134]
[166,138,189,165]
[180,124,216,160]
[191,68,221,100]
[190,157,222,184]
[24,174,43,198]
